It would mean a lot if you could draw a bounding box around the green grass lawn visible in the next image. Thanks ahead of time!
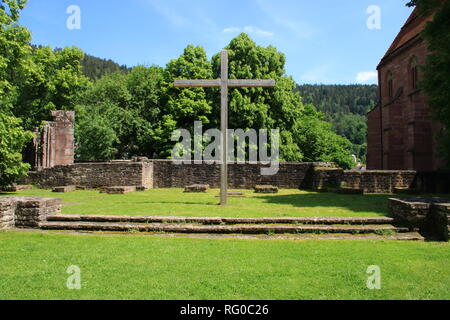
[0,231,448,300]
[0,188,409,217]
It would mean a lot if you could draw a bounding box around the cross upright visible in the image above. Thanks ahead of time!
[174,50,276,205]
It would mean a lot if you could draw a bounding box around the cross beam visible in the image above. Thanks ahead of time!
[174,50,276,205]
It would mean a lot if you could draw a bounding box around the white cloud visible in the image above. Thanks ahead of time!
[223,27,241,33]
[356,71,378,83]
[223,26,274,37]
[243,26,274,37]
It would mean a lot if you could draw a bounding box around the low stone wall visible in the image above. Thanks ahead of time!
[309,168,416,193]
[0,199,15,230]
[342,170,416,193]
[0,197,61,230]
[309,167,344,190]
[152,160,332,189]
[389,197,450,241]
[23,161,153,189]
[19,158,446,194]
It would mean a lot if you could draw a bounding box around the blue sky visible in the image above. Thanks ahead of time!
[20,0,414,84]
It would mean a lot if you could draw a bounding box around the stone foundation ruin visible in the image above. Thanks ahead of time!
[22,159,425,194]
[389,197,450,241]
[19,110,450,194]
[24,110,75,170]
[0,197,61,230]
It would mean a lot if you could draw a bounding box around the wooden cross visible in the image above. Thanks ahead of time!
[174,50,276,205]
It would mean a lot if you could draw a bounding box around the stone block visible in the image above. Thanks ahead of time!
[184,185,209,193]
[52,186,76,193]
[0,196,61,230]
[389,198,429,230]
[389,197,450,241]
[2,185,33,192]
[254,185,279,194]
[428,203,450,241]
[100,186,137,194]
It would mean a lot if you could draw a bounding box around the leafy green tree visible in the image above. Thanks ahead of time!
[0,111,33,188]
[292,105,355,169]
[79,67,161,159]
[407,0,450,167]
[156,45,214,158]
[0,0,33,187]
[127,65,164,124]
[332,113,368,161]
[211,34,303,161]
[211,33,353,167]
[75,104,118,161]
[0,0,30,107]
[14,46,91,129]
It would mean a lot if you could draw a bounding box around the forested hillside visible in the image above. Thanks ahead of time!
[81,54,129,80]
[296,85,379,162]
[32,45,129,81]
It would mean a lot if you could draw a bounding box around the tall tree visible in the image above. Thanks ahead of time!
[14,46,91,129]
[211,33,354,167]
[0,0,33,187]
[156,45,214,158]
[0,112,33,188]
[76,66,163,160]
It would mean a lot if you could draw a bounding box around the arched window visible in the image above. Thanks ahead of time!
[410,57,419,89]
[387,71,393,99]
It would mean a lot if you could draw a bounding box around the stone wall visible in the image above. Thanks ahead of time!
[308,167,344,191]
[152,161,332,189]
[342,170,417,193]
[21,159,448,194]
[309,168,417,194]
[0,197,61,230]
[0,198,15,231]
[23,160,335,190]
[23,161,153,189]
[389,197,450,241]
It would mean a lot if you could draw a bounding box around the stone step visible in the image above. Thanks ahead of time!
[46,215,395,226]
[40,221,409,235]
[16,228,425,241]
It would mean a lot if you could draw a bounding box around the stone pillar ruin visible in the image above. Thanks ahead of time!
[31,111,75,170]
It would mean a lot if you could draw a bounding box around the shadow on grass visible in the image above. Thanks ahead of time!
[0,192,16,196]
[256,192,394,215]
[139,201,218,206]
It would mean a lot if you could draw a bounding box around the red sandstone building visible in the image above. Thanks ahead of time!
[367,8,442,171]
